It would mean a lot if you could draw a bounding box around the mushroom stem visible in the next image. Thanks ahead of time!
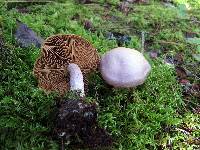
[67,63,85,97]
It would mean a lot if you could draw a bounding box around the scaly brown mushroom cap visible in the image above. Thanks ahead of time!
[33,34,100,95]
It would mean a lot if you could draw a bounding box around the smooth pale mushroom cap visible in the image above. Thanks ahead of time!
[100,47,151,88]
[33,34,100,95]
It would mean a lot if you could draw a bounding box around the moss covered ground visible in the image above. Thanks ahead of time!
[0,0,199,149]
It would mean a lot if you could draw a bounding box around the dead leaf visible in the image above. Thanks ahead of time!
[164,55,174,65]
[119,2,130,15]
[191,84,200,98]
[164,53,184,65]
[179,79,190,85]
[149,50,159,59]
[84,20,93,30]
[175,66,187,79]
[174,53,184,65]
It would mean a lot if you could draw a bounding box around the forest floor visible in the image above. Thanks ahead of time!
[0,0,200,149]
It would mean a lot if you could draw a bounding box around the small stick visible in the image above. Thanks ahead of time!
[157,40,181,45]
[141,31,145,54]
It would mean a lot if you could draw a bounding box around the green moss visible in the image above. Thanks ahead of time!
[0,0,199,149]
[88,60,183,149]
[173,0,200,9]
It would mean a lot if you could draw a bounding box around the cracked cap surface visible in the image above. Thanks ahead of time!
[33,34,100,95]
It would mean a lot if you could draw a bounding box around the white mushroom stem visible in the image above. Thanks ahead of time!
[67,63,85,97]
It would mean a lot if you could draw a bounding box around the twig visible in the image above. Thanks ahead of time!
[157,40,182,45]
[141,31,145,54]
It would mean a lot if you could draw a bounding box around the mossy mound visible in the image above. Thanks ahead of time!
[0,0,199,149]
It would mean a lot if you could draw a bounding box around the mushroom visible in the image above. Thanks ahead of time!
[100,47,151,88]
[33,34,100,95]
